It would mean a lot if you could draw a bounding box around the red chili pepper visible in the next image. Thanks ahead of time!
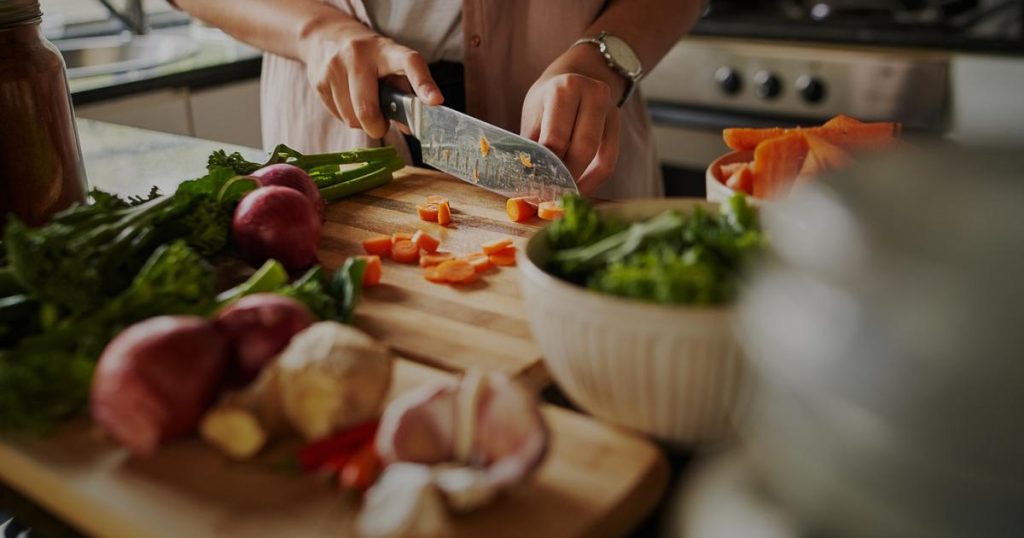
[297,419,379,472]
[340,441,382,492]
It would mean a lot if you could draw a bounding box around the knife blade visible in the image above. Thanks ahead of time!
[379,86,579,202]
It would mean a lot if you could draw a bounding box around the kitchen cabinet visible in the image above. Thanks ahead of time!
[74,80,262,148]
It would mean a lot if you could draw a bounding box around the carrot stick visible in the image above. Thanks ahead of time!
[362,235,392,257]
[437,201,452,226]
[419,252,454,267]
[356,255,382,286]
[481,238,513,255]
[725,164,754,195]
[411,230,440,253]
[506,197,537,222]
[752,132,809,198]
[417,204,439,222]
[437,259,477,284]
[538,201,564,220]
[488,246,517,267]
[461,252,493,273]
[391,239,421,264]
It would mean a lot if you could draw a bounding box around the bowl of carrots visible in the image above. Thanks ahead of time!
[518,195,764,445]
[707,114,902,203]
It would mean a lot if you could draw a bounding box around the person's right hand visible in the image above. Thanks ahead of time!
[298,19,443,139]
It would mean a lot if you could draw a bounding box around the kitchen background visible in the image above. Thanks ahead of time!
[44,0,1024,197]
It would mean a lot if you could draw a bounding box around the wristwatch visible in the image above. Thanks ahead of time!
[572,31,644,107]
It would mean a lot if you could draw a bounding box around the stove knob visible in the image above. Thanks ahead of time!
[797,75,827,104]
[754,71,782,100]
[714,67,743,96]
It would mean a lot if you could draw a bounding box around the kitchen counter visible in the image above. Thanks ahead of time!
[1,121,683,538]
[68,25,262,107]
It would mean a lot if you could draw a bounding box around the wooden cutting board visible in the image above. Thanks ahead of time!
[318,167,550,385]
[0,360,667,538]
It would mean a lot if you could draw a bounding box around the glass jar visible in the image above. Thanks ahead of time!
[0,0,87,230]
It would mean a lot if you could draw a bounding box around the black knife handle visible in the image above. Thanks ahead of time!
[379,85,415,127]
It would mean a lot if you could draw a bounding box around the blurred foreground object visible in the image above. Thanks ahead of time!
[736,146,1024,538]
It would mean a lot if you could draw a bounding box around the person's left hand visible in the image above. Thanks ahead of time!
[521,46,625,195]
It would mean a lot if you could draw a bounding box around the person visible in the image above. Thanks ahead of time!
[173,0,703,198]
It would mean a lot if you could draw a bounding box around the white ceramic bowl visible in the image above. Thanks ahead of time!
[706,150,757,205]
[518,199,745,445]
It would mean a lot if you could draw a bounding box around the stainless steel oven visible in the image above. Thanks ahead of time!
[644,0,1024,196]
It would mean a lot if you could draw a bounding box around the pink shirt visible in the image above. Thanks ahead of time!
[261,0,663,199]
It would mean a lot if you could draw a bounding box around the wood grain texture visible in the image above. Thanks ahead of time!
[0,361,667,538]
[318,167,549,381]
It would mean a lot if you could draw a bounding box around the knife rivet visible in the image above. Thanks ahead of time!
[389,102,397,113]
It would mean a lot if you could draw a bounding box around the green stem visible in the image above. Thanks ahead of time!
[318,165,395,202]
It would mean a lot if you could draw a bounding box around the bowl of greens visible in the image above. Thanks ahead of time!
[518,194,764,444]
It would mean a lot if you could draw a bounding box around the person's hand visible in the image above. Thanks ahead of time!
[299,19,443,139]
[521,46,626,195]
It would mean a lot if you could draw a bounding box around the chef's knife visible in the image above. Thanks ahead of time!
[379,86,579,202]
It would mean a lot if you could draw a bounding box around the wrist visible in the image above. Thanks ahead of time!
[552,44,628,104]
[296,14,366,62]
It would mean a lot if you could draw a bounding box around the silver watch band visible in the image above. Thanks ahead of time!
[571,32,643,107]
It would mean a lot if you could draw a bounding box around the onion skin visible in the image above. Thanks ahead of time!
[232,186,322,272]
[251,164,325,219]
[214,294,315,383]
[90,316,230,457]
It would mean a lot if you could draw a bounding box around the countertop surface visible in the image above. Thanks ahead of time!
[68,26,262,106]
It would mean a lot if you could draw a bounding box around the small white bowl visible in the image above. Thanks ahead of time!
[706,150,756,205]
[518,199,745,445]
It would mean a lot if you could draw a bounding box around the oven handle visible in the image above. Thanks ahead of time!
[646,100,823,131]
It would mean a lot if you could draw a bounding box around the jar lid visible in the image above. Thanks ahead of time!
[0,0,41,29]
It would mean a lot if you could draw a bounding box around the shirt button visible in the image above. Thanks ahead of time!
[469,35,482,48]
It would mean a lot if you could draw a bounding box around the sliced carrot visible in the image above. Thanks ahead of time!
[391,239,420,264]
[823,114,862,129]
[488,246,517,267]
[420,252,454,267]
[538,201,564,220]
[391,231,413,245]
[425,195,448,205]
[801,133,853,176]
[752,132,809,199]
[362,235,392,257]
[506,197,537,223]
[481,238,513,255]
[725,164,755,195]
[723,118,900,152]
[356,255,382,286]
[719,162,748,178]
[423,266,447,283]
[437,201,452,226]
[436,259,476,284]
[461,252,493,273]
[417,203,439,222]
[411,230,440,253]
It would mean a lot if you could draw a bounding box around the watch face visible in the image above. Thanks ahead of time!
[603,35,641,76]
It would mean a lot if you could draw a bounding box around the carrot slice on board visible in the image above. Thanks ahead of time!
[362,235,392,257]
[423,266,447,283]
[356,255,382,286]
[417,204,439,222]
[481,238,514,255]
[437,201,452,226]
[725,164,755,195]
[420,252,454,267]
[538,201,565,220]
[391,240,421,264]
[752,132,809,199]
[488,246,517,267]
[425,195,448,205]
[437,259,477,284]
[411,230,440,253]
[506,197,537,223]
[391,231,413,245]
[461,252,494,273]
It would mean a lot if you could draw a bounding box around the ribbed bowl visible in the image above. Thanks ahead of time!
[518,199,745,444]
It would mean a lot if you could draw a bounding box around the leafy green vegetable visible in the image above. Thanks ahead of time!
[546,194,764,306]
[276,257,366,323]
